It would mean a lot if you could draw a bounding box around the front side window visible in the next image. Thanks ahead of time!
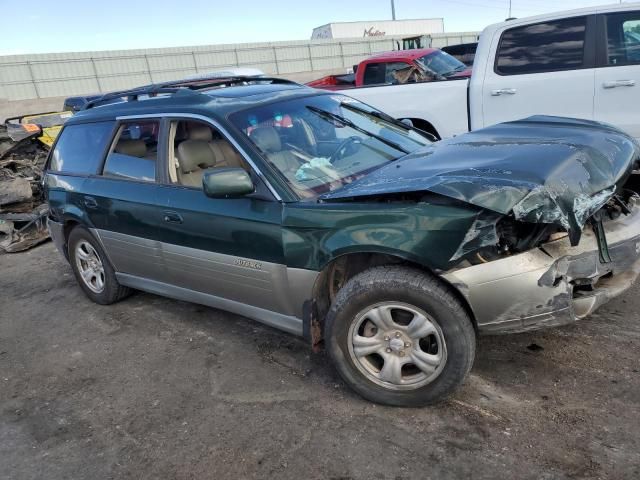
[102,120,160,182]
[168,120,248,188]
[230,94,431,199]
[496,16,587,75]
[605,12,640,65]
[49,121,114,174]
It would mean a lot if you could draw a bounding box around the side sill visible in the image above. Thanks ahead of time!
[116,273,304,337]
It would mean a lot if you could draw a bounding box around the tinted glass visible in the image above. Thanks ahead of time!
[605,12,640,65]
[103,120,160,182]
[496,16,587,75]
[49,121,114,174]
[363,63,385,84]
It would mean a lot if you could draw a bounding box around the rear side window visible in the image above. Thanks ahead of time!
[604,11,640,66]
[496,16,587,75]
[363,63,385,85]
[103,120,160,182]
[49,121,114,174]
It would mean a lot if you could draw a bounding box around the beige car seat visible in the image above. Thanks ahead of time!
[176,126,218,187]
[249,127,300,177]
[115,139,147,157]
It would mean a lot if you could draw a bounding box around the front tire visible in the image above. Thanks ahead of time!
[68,226,131,305]
[325,266,475,407]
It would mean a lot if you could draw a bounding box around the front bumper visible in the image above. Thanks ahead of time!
[442,203,640,334]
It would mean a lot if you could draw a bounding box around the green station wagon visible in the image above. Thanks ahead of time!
[45,76,640,406]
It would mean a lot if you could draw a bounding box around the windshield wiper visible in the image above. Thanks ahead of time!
[340,102,438,142]
[306,105,409,155]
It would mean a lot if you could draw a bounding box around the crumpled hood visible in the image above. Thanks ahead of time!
[321,116,640,244]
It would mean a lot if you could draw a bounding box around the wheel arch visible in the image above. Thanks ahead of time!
[404,118,441,140]
[306,250,477,349]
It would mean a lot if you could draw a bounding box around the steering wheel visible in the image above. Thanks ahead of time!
[329,136,362,164]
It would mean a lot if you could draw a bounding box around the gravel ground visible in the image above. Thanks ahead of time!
[1,241,639,480]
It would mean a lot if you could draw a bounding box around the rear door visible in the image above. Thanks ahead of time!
[82,118,168,282]
[594,9,640,140]
[481,15,597,128]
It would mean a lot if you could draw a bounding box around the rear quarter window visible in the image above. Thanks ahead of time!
[49,121,114,174]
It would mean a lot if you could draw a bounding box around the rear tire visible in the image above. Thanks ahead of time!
[68,226,131,305]
[325,266,475,407]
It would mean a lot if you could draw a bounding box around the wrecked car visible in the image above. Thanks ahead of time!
[1,122,50,253]
[44,78,640,406]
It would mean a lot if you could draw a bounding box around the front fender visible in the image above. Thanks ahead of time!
[282,201,481,272]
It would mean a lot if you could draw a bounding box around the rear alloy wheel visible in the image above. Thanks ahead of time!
[74,240,106,294]
[326,266,475,406]
[68,226,131,305]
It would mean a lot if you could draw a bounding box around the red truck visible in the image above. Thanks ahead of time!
[306,48,472,91]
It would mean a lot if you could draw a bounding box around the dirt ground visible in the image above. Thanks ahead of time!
[1,241,639,480]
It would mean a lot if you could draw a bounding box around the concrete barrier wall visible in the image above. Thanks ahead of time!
[0,32,479,106]
[0,68,346,121]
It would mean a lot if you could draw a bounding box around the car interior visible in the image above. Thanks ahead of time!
[104,121,159,181]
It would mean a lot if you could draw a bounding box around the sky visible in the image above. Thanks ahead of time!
[0,0,625,56]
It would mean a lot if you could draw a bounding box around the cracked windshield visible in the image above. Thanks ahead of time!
[230,94,431,198]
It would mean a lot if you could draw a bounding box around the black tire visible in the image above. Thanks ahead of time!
[67,226,131,305]
[325,266,475,407]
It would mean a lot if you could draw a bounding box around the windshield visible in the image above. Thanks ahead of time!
[230,94,432,199]
[416,50,467,77]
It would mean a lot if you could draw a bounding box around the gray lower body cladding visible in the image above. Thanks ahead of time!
[443,205,640,334]
[47,217,66,258]
[46,220,317,336]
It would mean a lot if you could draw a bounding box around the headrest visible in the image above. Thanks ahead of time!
[189,124,213,141]
[178,141,216,173]
[250,127,281,153]
[115,139,146,158]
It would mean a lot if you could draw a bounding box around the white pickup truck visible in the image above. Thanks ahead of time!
[346,2,640,141]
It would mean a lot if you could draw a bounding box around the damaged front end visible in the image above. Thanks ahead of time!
[322,116,640,333]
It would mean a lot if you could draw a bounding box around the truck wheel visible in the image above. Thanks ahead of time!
[325,266,475,406]
[68,226,131,305]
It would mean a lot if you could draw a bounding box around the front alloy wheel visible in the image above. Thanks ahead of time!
[326,266,476,407]
[348,302,447,390]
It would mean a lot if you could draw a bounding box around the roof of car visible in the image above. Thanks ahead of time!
[67,81,324,124]
[365,48,437,62]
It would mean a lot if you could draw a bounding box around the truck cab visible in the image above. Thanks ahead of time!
[472,3,640,140]
[341,2,640,142]
[355,48,471,86]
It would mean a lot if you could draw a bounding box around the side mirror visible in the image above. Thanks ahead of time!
[400,118,414,127]
[202,168,255,198]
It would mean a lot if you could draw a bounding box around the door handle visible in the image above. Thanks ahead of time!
[603,80,635,89]
[83,196,98,209]
[491,88,517,96]
[163,211,183,224]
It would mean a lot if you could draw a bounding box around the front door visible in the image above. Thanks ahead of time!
[153,118,290,315]
[481,15,596,128]
[594,9,640,140]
